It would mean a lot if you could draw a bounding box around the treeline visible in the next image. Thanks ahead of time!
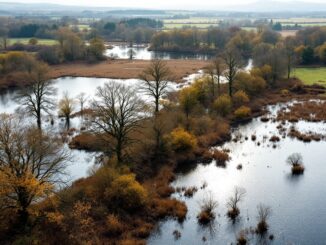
[91,18,162,43]
[150,26,326,65]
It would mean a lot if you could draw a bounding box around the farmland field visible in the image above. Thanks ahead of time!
[273,17,326,27]
[294,67,326,86]
[8,38,58,46]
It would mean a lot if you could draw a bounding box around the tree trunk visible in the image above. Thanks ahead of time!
[155,97,159,113]
[229,80,233,97]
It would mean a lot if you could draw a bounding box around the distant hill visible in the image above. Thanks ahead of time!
[229,0,326,12]
[1,1,326,15]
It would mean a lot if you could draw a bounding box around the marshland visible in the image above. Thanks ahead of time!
[0,1,326,245]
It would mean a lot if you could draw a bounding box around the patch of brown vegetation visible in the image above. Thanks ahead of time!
[212,149,231,167]
[277,101,326,122]
[288,127,323,142]
[49,59,209,83]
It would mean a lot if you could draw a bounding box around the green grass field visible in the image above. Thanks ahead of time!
[8,38,58,46]
[293,67,326,87]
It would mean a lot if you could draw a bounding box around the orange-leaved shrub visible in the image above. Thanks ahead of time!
[214,94,232,117]
[233,90,249,107]
[105,174,148,212]
[234,106,251,119]
[169,127,197,153]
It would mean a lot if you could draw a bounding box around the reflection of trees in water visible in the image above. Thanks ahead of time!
[197,219,219,241]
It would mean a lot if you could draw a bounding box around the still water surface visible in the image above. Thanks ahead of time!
[148,103,326,245]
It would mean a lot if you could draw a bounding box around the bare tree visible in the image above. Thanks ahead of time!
[0,27,8,50]
[59,92,76,129]
[16,63,57,130]
[223,49,240,97]
[0,114,69,225]
[92,82,144,164]
[227,186,246,220]
[76,92,88,119]
[286,153,303,167]
[256,203,272,234]
[206,57,226,99]
[127,48,137,60]
[284,37,296,79]
[197,191,218,224]
[139,60,172,113]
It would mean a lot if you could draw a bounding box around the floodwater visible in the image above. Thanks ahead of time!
[148,102,326,245]
[0,76,193,182]
[105,44,214,60]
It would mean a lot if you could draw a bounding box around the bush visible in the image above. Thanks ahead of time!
[237,230,248,245]
[214,94,232,117]
[212,149,230,167]
[292,165,305,175]
[106,214,124,236]
[105,174,148,212]
[37,46,62,65]
[233,90,249,107]
[152,198,187,222]
[236,72,267,95]
[234,106,251,119]
[197,192,218,224]
[29,38,38,45]
[169,127,197,153]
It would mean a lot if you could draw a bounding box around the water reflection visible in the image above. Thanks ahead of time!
[106,44,214,60]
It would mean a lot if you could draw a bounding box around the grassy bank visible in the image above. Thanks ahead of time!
[8,38,58,46]
[293,67,326,87]
[49,59,209,82]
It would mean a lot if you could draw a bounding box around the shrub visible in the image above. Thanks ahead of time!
[105,174,148,212]
[226,187,246,220]
[236,72,267,95]
[281,89,290,96]
[214,94,232,117]
[37,46,62,65]
[269,135,280,142]
[237,230,248,245]
[212,149,230,167]
[234,106,251,119]
[106,214,124,236]
[184,186,198,197]
[256,204,271,234]
[197,192,218,224]
[286,153,305,175]
[169,127,197,153]
[29,38,38,45]
[233,90,249,107]
[152,198,187,222]
[292,165,305,175]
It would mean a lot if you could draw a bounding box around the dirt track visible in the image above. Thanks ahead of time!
[49,59,209,82]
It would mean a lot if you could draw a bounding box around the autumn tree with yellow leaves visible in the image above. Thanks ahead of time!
[0,115,69,226]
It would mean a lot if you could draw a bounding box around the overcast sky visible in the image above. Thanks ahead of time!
[1,0,325,9]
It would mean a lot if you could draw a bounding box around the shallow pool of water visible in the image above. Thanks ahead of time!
[148,103,326,245]
[105,44,214,60]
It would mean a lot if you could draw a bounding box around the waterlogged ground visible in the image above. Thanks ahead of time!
[0,76,195,182]
[148,103,326,245]
[105,44,214,60]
